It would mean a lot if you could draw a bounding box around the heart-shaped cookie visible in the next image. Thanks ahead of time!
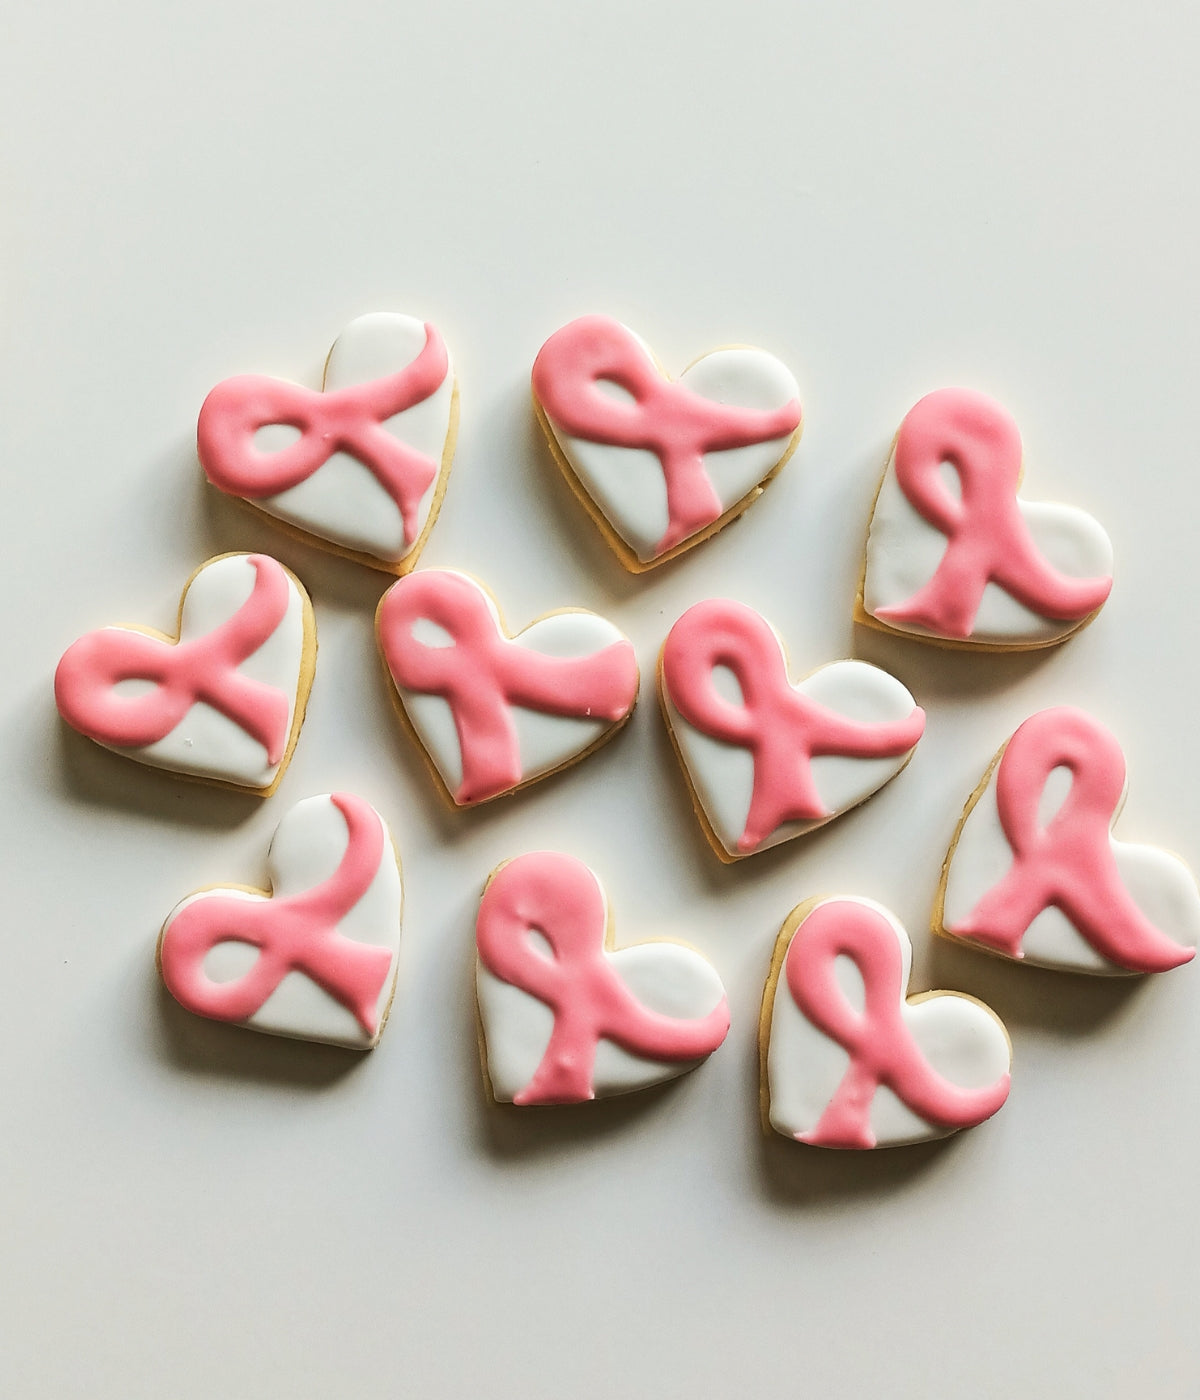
[476,851,730,1104]
[937,707,1200,974]
[659,599,925,859]
[54,552,314,795]
[158,793,403,1048]
[377,569,639,806]
[198,312,458,572]
[532,315,802,571]
[762,896,1012,1149]
[858,387,1113,649]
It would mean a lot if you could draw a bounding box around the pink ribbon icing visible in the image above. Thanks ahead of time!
[946,707,1195,973]
[54,554,292,763]
[785,900,1011,1149]
[197,323,449,549]
[532,315,802,555]
[661,600,926,852]
[379,571,639,805]
[160,794,395,1034]
[477,851,730,1105]
[873,387,1112,638]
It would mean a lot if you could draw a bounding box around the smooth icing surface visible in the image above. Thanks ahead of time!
[476,851,729,1104]
[766,897,1011,1149]
[54,553,309,791]
[661,600,924,856]
[941,707,1200,974]
[198,313,456,565]
[379,570,639,805]
[159,794,402,1048]
[532,315,801,564]
[862,387,1113,646]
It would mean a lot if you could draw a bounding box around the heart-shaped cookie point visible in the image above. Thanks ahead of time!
[377,569,640,806]
[475,851,730,1105]
[659,599,925,860]
[761,896,1012,1149]
[937,707,1200,975]
[198,312,458,573]
[158,793,403,1048]
[858,387,1113,650]
[532,315,803,571]
[53,552,314,795]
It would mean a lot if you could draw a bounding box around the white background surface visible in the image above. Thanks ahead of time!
[2,3,1198,1396]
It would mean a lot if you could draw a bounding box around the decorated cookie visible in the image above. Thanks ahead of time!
[531,314,803,571]
[377,569,639,806]
[198,312,458,572]
[54,552,314,795]
[937,707,1200,975]
[761,896,1012,1149]
[659,599,925,859]
[476,851,730,1105]
[858,387,1113,649]
[158,793,403,1048]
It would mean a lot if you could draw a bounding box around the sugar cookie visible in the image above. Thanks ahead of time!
[198,312,458,572]
[936,706,1200,974]
[476,851,730,1105]
[659,599,925,860]
[158,793,403,1048]
[857,387,1113,649]
[761,896,1012,1148]
[532,315,802,571]
[54,552,314,795]
[377,569,639,806]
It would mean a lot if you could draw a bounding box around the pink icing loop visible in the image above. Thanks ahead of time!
[874,387,1112,638]
[785,900,1010,1149]
[197,323,449,548]
[532,315,802,555]
[54,554,293,764]
[948,707,1195,973]
[477,852,730,1105]
[661,600,926,851]
[378,571,639,805]
[160,794,395,1034]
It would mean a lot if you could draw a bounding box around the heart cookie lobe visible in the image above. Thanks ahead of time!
[659,599,925,859]
[198,312,458,572]
[532,315,803,571]
[859,387,1113,650]
[762,897,1012,1149]
[476,852,730,1104]
[938,707,1200,975]
[158,794,403,1048]
[377,569,639,806]
[54,552,313,795]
